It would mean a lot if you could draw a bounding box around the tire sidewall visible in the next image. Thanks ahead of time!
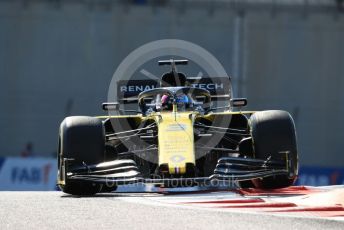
[250,110,298,188]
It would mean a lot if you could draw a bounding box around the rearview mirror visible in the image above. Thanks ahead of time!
[102,102,120,111]
[230,98,247,107]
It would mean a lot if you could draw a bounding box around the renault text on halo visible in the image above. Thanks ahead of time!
[120,83,224,93]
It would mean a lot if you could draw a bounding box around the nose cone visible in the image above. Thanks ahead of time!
[157,112,195,175]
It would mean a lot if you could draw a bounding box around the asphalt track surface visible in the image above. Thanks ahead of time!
[0,190,343,230]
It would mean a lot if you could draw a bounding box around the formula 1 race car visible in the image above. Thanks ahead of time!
[57,59,298,195]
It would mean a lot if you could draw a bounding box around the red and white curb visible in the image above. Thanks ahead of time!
[116,186,344,220]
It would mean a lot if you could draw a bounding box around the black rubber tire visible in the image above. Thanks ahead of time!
[238,180,255,188]
[250,110,298,189]
[58,116,105,195]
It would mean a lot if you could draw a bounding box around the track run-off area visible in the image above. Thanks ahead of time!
[0,186,343,229]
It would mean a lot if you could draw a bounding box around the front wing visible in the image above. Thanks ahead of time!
[58,153,296,187]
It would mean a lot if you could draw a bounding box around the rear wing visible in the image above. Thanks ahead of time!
[116,77,232,104]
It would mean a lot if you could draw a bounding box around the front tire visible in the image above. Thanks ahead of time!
[250,110,298,189]
[58,116,105,195]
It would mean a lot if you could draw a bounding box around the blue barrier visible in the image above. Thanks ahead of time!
[296,166,344,186]
[0,157,5,171]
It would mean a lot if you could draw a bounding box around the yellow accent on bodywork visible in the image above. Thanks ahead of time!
[155,112,195,175]
[57,179,65,186]
[95,110,256,175]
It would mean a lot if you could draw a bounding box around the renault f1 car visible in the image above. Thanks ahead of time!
[57,59,298,195]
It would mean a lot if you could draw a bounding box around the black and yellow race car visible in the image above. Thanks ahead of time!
[57,59,298,195]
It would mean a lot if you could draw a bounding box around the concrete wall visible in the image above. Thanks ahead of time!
[0,1,343,167]
[244,12,344,166]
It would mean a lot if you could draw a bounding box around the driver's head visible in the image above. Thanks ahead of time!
[161,94,170,106]
[161,94,173,111]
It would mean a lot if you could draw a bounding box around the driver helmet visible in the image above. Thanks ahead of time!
[161,94,170,106]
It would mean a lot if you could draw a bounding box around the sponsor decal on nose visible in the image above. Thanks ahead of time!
[170,155,186,163]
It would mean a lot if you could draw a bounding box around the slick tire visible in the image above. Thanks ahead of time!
[250,110,298,189]
[58,116,105,195]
